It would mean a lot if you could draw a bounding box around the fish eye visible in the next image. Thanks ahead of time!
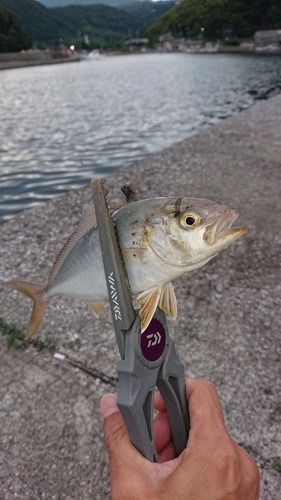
[179,211,202,229]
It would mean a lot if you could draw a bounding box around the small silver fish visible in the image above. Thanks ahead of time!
[7,196,247,338]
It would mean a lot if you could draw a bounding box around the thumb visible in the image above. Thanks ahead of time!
[100,393,133,464]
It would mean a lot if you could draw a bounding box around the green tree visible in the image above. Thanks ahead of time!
[146,0,281,44]
[263,0,281,29]
[146,0,232,43]
[0,6,32,52]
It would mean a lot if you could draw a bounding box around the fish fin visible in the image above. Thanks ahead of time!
[158,282,177,320]
[86,301,105,318]
[108,203,124,213]
[137,286,163,333]
[6,281,50,339]
[48,204,97,284]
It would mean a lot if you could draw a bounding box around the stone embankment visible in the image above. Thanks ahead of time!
[0,94,280,499]
[0,50,80,70]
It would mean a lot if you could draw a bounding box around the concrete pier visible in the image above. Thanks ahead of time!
[0,50,80,70]
[0,94,280,499]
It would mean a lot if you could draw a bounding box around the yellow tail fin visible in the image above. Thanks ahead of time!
[6,281,50,339]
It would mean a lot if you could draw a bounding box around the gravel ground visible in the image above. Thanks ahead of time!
[0,94,280,499]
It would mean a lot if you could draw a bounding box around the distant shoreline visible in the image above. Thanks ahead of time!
[1,47,280,71]
[0,51,81,71]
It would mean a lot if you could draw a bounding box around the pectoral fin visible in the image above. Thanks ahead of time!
[159,282,177,320]
[137,282,177,333]
[137,286,162,333]
[86,301,105,318]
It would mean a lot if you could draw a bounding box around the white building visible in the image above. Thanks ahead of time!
[254,30,281,51]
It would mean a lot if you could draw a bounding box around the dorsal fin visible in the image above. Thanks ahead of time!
[48,205,97,284]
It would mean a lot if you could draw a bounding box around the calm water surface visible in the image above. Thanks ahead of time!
[1,52,281,224]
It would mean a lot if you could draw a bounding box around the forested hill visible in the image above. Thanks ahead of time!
[121,2,176,27]
[0,0,175,48]
[0,6,32,52]
[55,0,176,42]
[0,0,140,45]
[146,0,281,43]
[0,0,63,43]
[2,0,280,52]
[44,4,141,46]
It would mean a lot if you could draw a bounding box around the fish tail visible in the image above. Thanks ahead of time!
[6,281,50,339]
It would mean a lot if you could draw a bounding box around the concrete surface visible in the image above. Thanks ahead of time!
[0,94,281,499]
[0,51,80,71]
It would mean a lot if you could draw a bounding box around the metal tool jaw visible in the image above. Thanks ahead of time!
[91,178,189,462]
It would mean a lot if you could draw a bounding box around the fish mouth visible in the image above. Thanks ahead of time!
[205,210,247,246]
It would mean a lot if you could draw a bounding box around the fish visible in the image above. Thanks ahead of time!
[6,196,247,339]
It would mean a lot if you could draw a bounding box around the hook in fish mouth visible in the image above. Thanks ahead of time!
[204,210,247,245]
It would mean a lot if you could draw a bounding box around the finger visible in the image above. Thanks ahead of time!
[155,378,226,455]
[154,390,166,412]
[100,393,119,419]
[186,378,226,437]
[158,439,176,463]
[154,377,195,409]
[153,410,172,452]
[154,377,196,412]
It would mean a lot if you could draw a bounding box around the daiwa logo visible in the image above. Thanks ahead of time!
[146,332,162,348]
[108,272,122,321]
[140,318,166,362]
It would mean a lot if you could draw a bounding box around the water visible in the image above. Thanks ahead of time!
[1,52,281,225]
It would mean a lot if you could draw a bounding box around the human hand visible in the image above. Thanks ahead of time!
[100,378,260,500]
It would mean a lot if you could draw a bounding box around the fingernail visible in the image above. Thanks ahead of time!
[100,393,119,419]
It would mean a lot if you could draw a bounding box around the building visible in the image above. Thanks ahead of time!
[254,30,281,51]
[156,32,203,53]
[125,38,148,51]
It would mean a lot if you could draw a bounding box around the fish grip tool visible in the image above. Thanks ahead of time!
[91,178,189,462]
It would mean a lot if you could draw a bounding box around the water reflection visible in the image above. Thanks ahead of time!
[0,53,281,224]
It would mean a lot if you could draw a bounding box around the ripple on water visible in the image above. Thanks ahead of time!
[1,52,281,224]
